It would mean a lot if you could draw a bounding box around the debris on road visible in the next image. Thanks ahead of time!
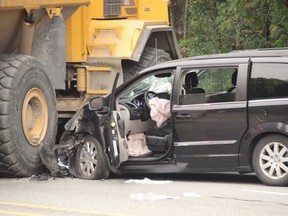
[125,178,173,185]
[29,173,54,182]
[183,192,201,198]
[130,192,179,201]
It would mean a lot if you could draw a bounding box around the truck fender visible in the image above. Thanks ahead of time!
[31,14,66,90]
[131,26,182,62]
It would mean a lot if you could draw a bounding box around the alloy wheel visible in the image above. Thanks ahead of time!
[79,141,98,176]
[259,142,288,179]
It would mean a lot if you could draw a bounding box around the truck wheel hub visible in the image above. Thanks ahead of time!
[22,88,48,146]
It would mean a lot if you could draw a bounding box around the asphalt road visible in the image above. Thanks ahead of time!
[0,173,288,216]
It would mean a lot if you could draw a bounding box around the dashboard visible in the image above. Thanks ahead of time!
[119,93,149,121]
[119,92,171,121]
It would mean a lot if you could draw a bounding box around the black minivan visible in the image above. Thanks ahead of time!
[58,49,288,186]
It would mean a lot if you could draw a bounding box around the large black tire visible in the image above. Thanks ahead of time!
[0,55,57,177]
[122,47,171,80]
[75,135,110,180]
[252,135,288,186]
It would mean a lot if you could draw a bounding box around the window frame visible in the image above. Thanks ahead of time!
[172,59,250,107]
[177,66,239,105]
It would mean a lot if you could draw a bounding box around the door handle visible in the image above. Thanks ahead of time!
[176,114,191,119]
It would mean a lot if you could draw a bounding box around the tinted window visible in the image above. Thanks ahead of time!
[179,67,238,105]
[249,63,288,99]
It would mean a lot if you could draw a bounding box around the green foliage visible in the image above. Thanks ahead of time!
[178,0,288,57]
[198,68,235,94]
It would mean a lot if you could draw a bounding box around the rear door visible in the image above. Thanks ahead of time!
[172,59,249,170]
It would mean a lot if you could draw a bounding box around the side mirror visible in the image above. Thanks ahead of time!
[89,97,109,111]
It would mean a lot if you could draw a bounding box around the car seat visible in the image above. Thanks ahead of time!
[227,69,238,92]
[184,72,205,94]
[145,124,171,153]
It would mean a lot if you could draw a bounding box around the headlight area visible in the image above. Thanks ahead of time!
[64,109,85,131]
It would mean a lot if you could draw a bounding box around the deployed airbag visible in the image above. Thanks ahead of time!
[127,133,152,157]
[149,97,171,127]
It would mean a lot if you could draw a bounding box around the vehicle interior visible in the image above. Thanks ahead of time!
[113,67,238,161]
[180,68,238,105]
[115,70,174,160]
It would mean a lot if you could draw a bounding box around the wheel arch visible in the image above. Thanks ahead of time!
[245,131,288,169]
[74,113,107,151]
[31,14,66,90]
[128,26,182,62]
[144,30,182,60]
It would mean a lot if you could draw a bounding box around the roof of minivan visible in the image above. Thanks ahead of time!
[193,48,288,59]
[140,48,288,73]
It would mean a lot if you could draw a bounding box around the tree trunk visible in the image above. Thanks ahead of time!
[209,0,222,51]
[262,1,272,44]
[170,0,189,40]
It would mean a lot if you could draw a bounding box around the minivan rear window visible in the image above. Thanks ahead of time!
[249,63,288,99]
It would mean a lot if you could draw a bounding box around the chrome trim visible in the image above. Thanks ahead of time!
[174,140,237,147]
[249,98,288,106]
[173,101,246,111]
[180,154,238,158]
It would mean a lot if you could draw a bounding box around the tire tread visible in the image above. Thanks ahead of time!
[0,55,26,177]
[122,47,171,80]
[0,54,57,177]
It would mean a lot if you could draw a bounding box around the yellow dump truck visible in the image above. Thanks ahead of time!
[0,0,181,177]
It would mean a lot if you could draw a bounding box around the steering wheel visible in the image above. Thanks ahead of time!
[144,91,158,109]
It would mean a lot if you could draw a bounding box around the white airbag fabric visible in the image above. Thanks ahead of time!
[149,97,171,127]
[127,133,151,157]
[149,80,172,94]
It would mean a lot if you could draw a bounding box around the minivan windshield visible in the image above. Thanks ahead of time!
[119,71,174,99]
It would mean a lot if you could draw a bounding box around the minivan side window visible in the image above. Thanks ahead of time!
[249,63,288,100]
[179,67,238,105]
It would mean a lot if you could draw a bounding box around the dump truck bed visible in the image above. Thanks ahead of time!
[0,0,90,54]
[0,0,90,10]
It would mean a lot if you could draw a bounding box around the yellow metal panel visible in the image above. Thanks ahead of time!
[86,67,112,94]
[89,0,104,19]
[137,0,169,23]
[0,0,90,10]
[57,97,88,112]
[76,67,86,92]
[66,6,88,62]
[65,0,170,62]
[88,67,112,71]
[64,0,170,61]
[87,42,117,56]
[88,19,167,59]
[121,0,137,18]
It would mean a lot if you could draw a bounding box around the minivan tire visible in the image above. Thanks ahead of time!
[75,135,110,180]
[253,135,288,186]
